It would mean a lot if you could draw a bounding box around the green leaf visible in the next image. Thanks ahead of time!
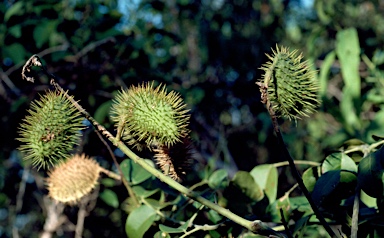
[8,25,22,38]
[360,189,377,208]
[132,186,159,198]
[4,1,24,21]
[3,43,26,64]
[159,222,188,234]
[125,205,157,238]
[322,152,357,174]
[100,189,119,208]
[232,171,264,202]
[267,195,291,223]
[153,231,171,238]
[250,164,278,203]
[33,20,58,48]
[208,209,222,223]
[208,169,228,189]
[144,198,170,210]
[289,196,312,216]
[101,178,116,187]
[120,159,154,185]
[318,51,335,98]
[302,166,321,192]
[336,28,361,132]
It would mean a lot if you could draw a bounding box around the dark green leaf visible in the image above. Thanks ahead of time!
[3,43,26,64]
[125,205,157,238]
[100,189,119,208]
[358,149,384,198]
[94,100,113,124]
[120,159,154,185]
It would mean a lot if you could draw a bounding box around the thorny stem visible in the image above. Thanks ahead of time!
[258,81,337,237]
[22,55,285,236]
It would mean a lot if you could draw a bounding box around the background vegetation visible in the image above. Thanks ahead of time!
[1,0,384,237]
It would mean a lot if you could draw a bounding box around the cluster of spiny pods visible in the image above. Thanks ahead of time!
[18,45,320,204]
[18,82,193,204]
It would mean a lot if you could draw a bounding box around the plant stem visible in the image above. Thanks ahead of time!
[257,81,336,237]
[351,187,360,238]
[273,160,321,168]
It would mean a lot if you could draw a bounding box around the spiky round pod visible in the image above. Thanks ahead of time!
[259,45,320,121]
[110,82,190,149]
[46,154,101,204]
[153,139,193,181]
[18,90,84,170]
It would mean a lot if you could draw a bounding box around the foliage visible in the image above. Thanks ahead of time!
[2,0,384,237]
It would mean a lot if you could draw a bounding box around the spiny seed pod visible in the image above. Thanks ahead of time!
[18,90,84,170]
[46,154,101,204]
[258,45,320,121]
[153,139,193,181]
[110,82,190,149]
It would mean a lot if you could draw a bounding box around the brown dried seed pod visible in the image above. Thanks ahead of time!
[46,154,101,204]
[153,139,193,182]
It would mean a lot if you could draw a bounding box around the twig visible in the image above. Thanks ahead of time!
[99,167,121,180]
[279,209,293,238]
[93,128,140,207]
[258,83,337,237]
[351,187,360,238]
[41,196,67,238]
[75,188,99,238]
[65,37,115,62]
[273,160,321,168]
[179,224,219,238]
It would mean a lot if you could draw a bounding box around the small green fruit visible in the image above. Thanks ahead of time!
[358,146,384,198]
[110,82,190,149]
[258,45,320,121]
[18,90,84,170]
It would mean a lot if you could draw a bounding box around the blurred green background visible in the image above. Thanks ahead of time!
[1,0,384,237]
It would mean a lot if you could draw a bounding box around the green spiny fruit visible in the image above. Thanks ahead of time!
[18,90,84,170]
[259,45,320,121]
[110,82,190,149]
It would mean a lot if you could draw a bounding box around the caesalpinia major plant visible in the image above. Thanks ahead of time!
[17,45,347,237]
